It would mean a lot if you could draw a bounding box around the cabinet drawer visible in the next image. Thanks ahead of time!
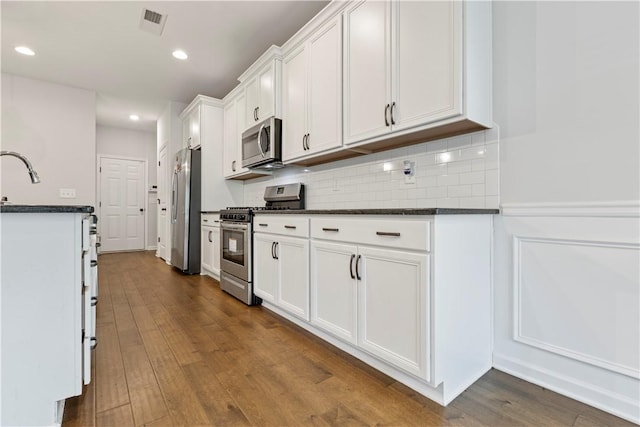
[254,215,309,238]
[201,213,220,227]
[310,217,430,252]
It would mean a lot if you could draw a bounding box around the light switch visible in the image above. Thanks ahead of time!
[59,188,77,198]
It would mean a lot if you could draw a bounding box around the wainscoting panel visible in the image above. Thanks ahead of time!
[493,203,640,424]
[513,236,639,378]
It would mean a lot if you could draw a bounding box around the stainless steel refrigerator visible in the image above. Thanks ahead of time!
[171,148,201,274]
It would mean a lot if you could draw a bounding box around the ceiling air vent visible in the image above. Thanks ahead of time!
[139,8,167,36]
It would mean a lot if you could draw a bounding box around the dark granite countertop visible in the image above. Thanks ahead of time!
[253,208,499,215]
[0,205,94,213]
[201,211,220,214]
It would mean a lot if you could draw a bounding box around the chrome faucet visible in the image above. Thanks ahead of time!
[0,151,41,184]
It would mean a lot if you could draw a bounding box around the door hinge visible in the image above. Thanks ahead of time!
[158,237,160,242]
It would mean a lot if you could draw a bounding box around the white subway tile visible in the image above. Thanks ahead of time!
[485,170,500,196]
[485,196,500,209]
[484,143,499,170]
[447,134,472,150]
[436,198,460,208]
[447,185,472,198]
[484,124,500,144]
[425,164,448,176]
[472,183,485,197]
[419,176,438,188]
[471,131,486,146]
[460,171,485,185]
[447,160,472,174]
[436,150,461,164]
[437,174,459,186]
[459,197,485,208]
[472,159,485,171]
[392,189,408,200]
[427,187,447,199]
[425,139,448,153]
[460,146,486,161]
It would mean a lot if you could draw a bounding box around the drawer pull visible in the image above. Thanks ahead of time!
[258,223,268,227]
[349,254,356,279]
[91,260,98,267]
[376,231,401,237]
[203,219,208,222]
[91,297,98,306]
[284,225,297,229]
[322,227,339,232]
[90,337,97,350]
[214,220,220,223]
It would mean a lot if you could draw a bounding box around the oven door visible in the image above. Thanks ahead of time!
[220,222,251,282]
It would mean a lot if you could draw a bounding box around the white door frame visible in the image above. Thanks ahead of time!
[157,143,171,263]
[96,154,149,252]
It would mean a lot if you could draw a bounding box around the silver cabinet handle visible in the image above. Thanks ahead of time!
[271,241,276,259]
[302,134,307,151]
[349,254,356,279]
[384,104,390,126]
[208,230,213,243]
[376,231,401,237]
[355,255,362,280]
[274,241,279,260]
[304,133,310,150]
[322,227,339,232]
[232,160,236,172]
[284,225,296,229]
[256,106,260,121]
[390,102,396,125]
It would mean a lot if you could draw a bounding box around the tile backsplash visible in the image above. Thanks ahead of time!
[244,126,500,209]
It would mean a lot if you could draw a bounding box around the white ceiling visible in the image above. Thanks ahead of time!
[1,1,329,132]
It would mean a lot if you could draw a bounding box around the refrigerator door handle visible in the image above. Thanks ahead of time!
[171,169,178,224]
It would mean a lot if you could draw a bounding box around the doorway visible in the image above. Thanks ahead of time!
[98,156,146,252]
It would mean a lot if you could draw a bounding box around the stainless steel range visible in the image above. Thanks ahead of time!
[219,183,305,305]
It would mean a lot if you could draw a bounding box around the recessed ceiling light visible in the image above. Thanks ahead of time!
[172,50,188,60]
[129,114,140,121]
[15,46,35,56]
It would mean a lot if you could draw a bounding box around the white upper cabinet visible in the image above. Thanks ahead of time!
[183,105,202,149]
[344,0,490,147]
[223,91,249,178]
[241,47,282,129]
[282,15,342,162]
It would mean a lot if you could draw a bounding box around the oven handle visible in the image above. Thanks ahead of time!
[221,223,249,232]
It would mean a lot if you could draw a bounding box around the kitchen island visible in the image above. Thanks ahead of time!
[1,205,96,426]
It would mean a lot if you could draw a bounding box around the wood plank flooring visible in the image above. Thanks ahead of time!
[63,251,633,427]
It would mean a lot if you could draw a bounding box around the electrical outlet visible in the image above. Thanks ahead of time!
[59,188,76,198]
[404,160,416,184]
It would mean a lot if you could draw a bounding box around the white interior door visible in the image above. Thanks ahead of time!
[158,145,169,260]
[100,157,145,252]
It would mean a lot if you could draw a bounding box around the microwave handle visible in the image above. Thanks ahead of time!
[257,124,266,158]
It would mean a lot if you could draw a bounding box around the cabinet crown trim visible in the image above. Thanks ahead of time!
[237,45,283,83]
[180,95,224,119]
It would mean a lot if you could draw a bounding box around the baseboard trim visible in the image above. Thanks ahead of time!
[500,201,640,217]
[493,353,640,424]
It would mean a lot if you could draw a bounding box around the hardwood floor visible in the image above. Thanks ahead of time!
[63,251,633,427]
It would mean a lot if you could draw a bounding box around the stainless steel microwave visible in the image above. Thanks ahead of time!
[241,116,283,169]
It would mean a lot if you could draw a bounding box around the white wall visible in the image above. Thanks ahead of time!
[492,2,639,423]
[96,125,157,248]
[156,101,187,261]
[1,74,96,205]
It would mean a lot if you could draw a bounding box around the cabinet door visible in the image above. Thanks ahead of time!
[391,1,462,131]
[278,236,309,321]
[253,234,278,303]
[245,78,259,127]
[223,100,238,177]
[258,62,275,120]
[235,94,250,175]
[307,15,343,156]
[357,246,429,380]
[212,227,221,274]
[201,226,215,273]
[282,45,308,161]
[311,240,358,345]
[343,0,391,145]
[188,106,201,148]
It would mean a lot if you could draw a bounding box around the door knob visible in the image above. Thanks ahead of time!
[139,208,144,212]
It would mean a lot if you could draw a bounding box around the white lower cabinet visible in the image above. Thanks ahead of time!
[357,246,429,380]
[311,239,429,380]
[254,215,310,320]
[201,213,221,279]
